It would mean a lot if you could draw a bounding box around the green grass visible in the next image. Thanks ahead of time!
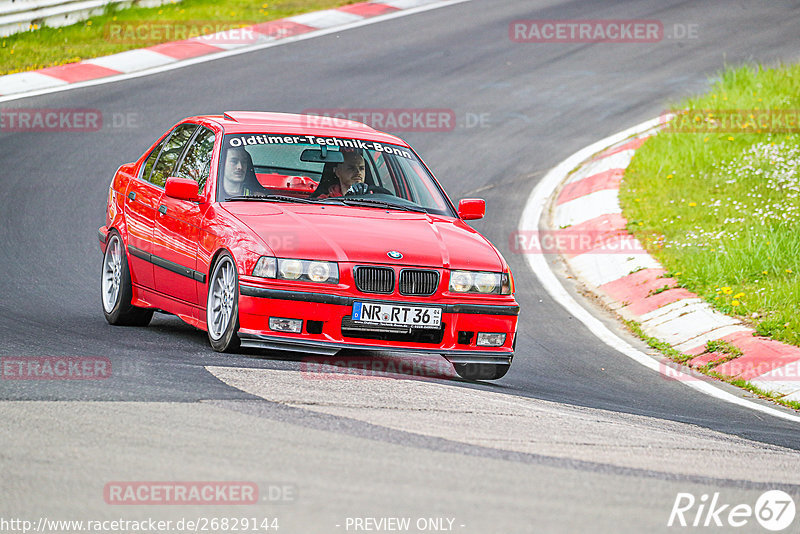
[0,0,357,75]
[705,339,743,358]
[696,340,742,372]
[623,319,692,363]
[620,63,800,347]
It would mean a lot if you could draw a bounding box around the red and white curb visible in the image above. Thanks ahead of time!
[546,126,800,404]
[520,117,800,422]
[0,0,463,99]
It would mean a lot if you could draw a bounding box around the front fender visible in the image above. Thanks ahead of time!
[197,205,275,302]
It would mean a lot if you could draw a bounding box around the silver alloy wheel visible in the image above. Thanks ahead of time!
[102,235,122,313]
[208,256,236,340]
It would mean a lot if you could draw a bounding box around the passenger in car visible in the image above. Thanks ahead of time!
[222,146,264,197]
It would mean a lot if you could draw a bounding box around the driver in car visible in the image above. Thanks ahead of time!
[315,149,368,199]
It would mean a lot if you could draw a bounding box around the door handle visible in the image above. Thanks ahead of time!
[158,205,167,215]
[128,191,136,201]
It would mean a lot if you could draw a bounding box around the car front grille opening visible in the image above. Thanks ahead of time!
[306,320,324,335]
[457,331,474,345]
[399,269,439,296]
[354,266,395,294]
[341,317,445,344]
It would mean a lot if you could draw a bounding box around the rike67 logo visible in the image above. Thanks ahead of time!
[668,490,796,530]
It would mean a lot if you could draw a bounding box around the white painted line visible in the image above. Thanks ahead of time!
[84,49,176,73]
[569,250,661,288]
[381,0,444,8]
[289,9,363,28]
[553,189,621,228]
[0,0,472,103]
[519,117,800,424]
[0,71,67,95]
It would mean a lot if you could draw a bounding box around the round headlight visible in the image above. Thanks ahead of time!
[279,259,303,280]
[450,271,473,293]
[307,261,331,282]
[474,272,498,293]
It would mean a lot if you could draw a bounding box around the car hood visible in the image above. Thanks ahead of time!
[221,203,504,271]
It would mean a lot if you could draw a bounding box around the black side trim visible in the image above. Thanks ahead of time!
[240,286,351,306]
[445,304,519,316]
[151,255,194,280]
[98,230,107,244]
[127,244,150,262]
[238,285,519,315]
[126,245,206,284]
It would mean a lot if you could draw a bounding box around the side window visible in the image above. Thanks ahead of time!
[141,137,166,182]
[175,127,215,192]
[397,158,447,211]
[369,152,397,195]
[149,124,198,188]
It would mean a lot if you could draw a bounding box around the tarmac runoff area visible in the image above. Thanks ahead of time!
[0,0,459,99]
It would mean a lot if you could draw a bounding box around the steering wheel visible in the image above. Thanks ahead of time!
[345,183,393,196]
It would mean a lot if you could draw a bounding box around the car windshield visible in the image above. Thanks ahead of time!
[217,133,455,216]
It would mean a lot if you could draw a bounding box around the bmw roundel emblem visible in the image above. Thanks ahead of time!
[387,251,403,259]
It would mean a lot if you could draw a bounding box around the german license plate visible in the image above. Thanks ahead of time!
[352,302,442,329]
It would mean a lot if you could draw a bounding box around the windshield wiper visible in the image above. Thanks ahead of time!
[320,197,428,213]
[225,194,316,204]
[226,194,428,212]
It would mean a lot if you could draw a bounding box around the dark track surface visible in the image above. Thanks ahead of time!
[1,0,799,500]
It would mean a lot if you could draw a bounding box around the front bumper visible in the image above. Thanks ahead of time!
[238,284,518,364]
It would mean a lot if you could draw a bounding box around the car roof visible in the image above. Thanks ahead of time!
[191,111,410,147]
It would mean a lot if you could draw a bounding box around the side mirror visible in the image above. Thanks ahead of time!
[458,198,485,220]
[165,176,201,202]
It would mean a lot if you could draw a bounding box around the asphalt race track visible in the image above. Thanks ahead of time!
[2,1,800,532]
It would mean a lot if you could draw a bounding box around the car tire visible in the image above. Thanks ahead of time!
[453,362,510,381]
[101,231,154,326]
[206,252,241,352]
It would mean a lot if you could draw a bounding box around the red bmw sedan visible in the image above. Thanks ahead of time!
[99,112,518,380]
